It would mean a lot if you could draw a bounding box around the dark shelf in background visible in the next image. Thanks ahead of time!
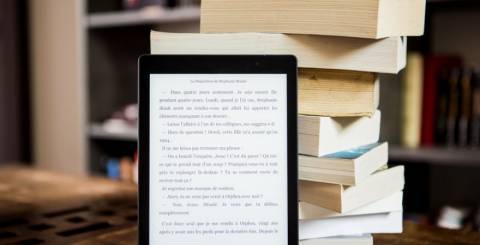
[426,0,480,9]
[389,146,480,167]
[87,6,200,28]
[428,0,479,3]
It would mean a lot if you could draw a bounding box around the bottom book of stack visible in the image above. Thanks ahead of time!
[298,142,405,244]
[300,234,373,245]
[299,192,403,242]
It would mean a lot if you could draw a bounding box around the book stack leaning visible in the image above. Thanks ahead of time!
[151,0,427,243]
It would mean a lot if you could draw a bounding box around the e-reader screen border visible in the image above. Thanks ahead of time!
[138,55,298,245]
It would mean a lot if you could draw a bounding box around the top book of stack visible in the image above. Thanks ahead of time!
[201,0,426,39]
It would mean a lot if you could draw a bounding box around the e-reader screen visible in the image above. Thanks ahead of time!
[149,74,288,244]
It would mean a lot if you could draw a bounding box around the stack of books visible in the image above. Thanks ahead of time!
[151,0,426,243]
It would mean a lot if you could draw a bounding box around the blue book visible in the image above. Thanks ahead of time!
[323,143,381,159]
[299,142,388,186]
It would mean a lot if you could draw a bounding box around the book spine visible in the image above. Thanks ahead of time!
[420,57,438,146]
[402,53,423,148]
[435,70,450,145]
[446,69,460,146]
[459,69,472,146]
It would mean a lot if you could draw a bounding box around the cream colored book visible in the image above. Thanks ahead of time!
[201,0,425,39]
[299,191,403,220]
[300,211,402,239]
[299,69,379,117]
[299,142,388,185]
[299,166,405,213]
[298,111,380,157]
[150,31,406,73]
[402,53,424,148]
[300,234,373,245]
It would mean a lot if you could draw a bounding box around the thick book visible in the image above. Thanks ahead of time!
[298,111,380,157]
[401,53,423,148]
[299,166,404,213]
[299,191,403,220]
[299,69,379,117]
[150,31,406,73]
[299,211,403,239]
[299,142,388,185]
[200,0,425,39]
[300,234,373,245]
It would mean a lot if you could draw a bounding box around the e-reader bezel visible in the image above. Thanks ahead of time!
[138,55,298,245]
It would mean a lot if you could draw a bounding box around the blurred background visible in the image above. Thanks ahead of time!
[1,0,480,232]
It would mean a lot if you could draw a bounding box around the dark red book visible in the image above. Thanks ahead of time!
[421,56,462,146]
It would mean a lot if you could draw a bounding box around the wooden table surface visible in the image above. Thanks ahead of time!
[0,166,479,244]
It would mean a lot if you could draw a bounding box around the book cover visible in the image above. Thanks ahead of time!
[299,111,381,157]
[299,142,388,185]
[151,31,406,73]
[299,211,403,239]
[299,191,403,220]
[299,166,404,213]
[323,143,382,159]
[300,234,373,245]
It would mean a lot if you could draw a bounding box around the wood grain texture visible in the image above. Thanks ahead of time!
[1,167,478,244]
[375,221,480,245]
[72,227,138,245]
[0,166,138,244]
[200,0,425,39]
[151,31,406,73]
[0,166,136,218]
[73,221,480,244]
